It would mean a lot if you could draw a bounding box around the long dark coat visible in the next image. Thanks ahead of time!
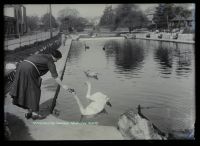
[9,54,58,112]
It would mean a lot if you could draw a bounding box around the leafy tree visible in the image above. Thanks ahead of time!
[60,16,89,32]
[153,4,175,30]
[26,15,40,31]
[99,6,115,27]
[113,4,148,32]
[41,13,58,30]
[57,7,80,23]
[58,7,89,33]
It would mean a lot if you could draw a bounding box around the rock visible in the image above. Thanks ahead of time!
[117,109,167,140]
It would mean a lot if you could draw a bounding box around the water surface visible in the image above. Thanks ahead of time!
[55,38,195,133]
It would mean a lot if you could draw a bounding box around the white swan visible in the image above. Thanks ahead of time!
[71,81,112,120]
[84,70,99,80]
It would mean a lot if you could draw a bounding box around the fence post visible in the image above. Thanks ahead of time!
[19,34,21,48]
[7,40,8,50]
[36,32,37,42]
[29,35,30,45]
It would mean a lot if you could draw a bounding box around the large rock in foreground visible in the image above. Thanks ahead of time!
[117,109,167,140]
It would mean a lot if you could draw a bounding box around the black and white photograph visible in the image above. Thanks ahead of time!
[4,3,195,140]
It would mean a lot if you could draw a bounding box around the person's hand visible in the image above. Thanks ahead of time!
[67,88,75,94]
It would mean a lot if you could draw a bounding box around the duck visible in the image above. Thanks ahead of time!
[84,70,99,80]
[70,81,112,121]
[84,43,90,50]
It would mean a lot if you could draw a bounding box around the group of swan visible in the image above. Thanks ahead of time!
[69,81,112,121]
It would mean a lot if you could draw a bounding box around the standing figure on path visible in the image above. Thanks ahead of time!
[62,33,67,46]
[9,50,74,120]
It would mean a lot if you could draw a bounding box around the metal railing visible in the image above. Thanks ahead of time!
[4,30,59,51]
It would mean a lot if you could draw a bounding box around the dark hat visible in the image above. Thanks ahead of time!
[51,50,62,59]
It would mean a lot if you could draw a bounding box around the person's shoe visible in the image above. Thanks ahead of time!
[25,112,32,119]
[31,114,46,120]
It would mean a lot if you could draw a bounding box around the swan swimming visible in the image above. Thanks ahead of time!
[84,70,99,80]
[84,43,90,50]
[70,81,112,121]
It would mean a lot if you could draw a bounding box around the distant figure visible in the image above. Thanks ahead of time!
[84,70,99,80]
[84,43,90,51]
[62,33,67,46]
[103,46,105,51]
[70,81,112,121]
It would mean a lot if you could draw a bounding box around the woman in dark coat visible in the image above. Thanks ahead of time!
[9,50,73,120]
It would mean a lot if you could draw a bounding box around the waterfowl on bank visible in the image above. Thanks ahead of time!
[70,81,112,121]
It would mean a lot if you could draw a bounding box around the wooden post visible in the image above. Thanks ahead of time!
[49,4,52,38]
[19,34,21,48]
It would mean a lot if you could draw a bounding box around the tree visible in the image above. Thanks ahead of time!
[57,7,80,23]
[41,13,58,30]
[113,4,148,32]
[60,16,89,33]
[153,4,175,30]
[26,15,40,31]
[99,5,115,27]
[58,7,89,33]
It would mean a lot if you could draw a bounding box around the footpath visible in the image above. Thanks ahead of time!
[4,36,123,140]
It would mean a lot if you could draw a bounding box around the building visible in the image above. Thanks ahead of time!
[4,4,27,38]
[169,9,195,32]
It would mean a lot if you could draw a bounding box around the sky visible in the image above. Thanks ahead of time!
[24,4,195,19]
[24,4,157,18]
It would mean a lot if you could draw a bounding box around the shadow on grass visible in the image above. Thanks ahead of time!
[5,112,34,140]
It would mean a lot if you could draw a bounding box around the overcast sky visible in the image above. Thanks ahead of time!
[24,4,195,19]
[24,4,158,18]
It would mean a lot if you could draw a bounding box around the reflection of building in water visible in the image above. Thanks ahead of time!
[175,45,192,78]
[4,4,27,38]
[154,42,193,77]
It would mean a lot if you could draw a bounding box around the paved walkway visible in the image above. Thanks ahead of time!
[4,36,123,140]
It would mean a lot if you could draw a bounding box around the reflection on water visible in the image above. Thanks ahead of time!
[104,40,145,73]
[154,42,193,78]
[56,38,195,133]
[154,42,173,76]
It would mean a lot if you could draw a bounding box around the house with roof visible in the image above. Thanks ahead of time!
[4,4,27,38]
[169,9,195,32]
